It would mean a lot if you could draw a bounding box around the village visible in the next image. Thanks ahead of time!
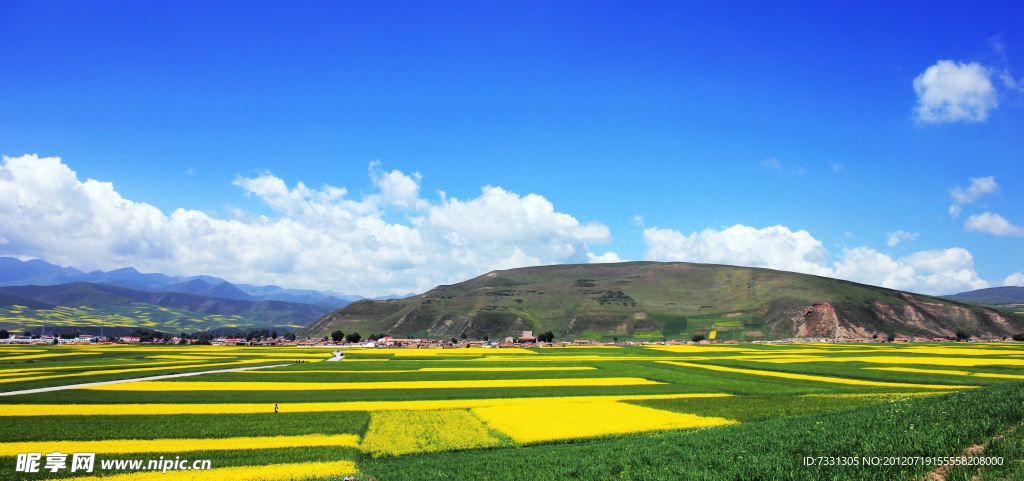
[2,329,1015,347]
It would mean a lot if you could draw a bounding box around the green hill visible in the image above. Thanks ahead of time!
[302,262,1024,340]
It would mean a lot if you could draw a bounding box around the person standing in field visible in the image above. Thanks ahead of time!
[274,403,278,413]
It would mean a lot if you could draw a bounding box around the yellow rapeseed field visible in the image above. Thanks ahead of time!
[247,367,598,373]
[0,352,101,361]
[0,434,359,457]
[0,360,194,374]
[390,348,537,356]
[83,377,663,391]
[2,393,733,416]
[472,401,737,443]
[67,460,358,481]
[0,359,290,385]
[865,367,972,376]
[657,361,972,389]
[360,409,501,457]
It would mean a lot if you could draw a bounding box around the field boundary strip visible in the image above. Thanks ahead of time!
[657,361,979,389]
[0,364,289,397]
[0,434,360,456]
[0,393,733,416]
[81,377,665,391]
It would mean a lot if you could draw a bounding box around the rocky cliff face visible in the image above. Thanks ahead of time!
[779,293,1021,339]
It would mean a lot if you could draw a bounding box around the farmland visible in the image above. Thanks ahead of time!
[0,304,283,337]
[0,342,1022,480]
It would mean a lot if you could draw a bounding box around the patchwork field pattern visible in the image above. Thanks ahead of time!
[0,342,1023,480]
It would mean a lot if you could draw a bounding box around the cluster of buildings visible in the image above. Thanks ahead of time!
[3,334,100,345]
[3,331,1015,346]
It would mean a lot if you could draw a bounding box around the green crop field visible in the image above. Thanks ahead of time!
[1,342,1023,480]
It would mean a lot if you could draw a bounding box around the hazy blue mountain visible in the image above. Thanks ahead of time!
[155,279,255,301]
[0,256,399,306]
[0,257,86,285]
[156,279,215,295]
[943,286,1024,306]
[371,293,417,300]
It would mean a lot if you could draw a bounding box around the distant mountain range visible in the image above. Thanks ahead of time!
[0,281,336,336]
[942,287,1024,306]
[0,257,415,308]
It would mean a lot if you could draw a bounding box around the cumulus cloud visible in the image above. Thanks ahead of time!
[643,224,834,277]
[1005,272,1024,287]
[587,251,623,263]
[886,230,919,246]
[643,224,988,295]
[964,212,1024,237]
[0,154,611,296]
[951,176,999,204]
[633,215,644,227]
[760,158,782,171]
[913,60,998,123]
[949,204,962,218]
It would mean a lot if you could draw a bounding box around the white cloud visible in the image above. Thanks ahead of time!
[369,160,425,211]
[760,158,782,171]
[950,176,998,204]
[0,154,611,296]
[1000,69,1022,91]
[964,212,1024,237]
[886,230,919,246]
[829,162,844,172]
[1005,272,1024,287]
[643,224,834,277]
[949,204,962,218]
[587,251,623,263]
[913,60,998,123]
[633,215,644,227]
[988,34,1006,55]
[643,224,988,295]
[792,167,807,175]
[186,168,194,176]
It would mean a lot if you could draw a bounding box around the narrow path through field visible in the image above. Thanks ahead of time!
[0,363,289,397]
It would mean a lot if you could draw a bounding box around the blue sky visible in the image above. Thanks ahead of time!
[1,1,1022,296]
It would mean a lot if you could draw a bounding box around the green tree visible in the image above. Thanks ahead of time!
[0,329,8,339]
[691,334,706,343]
[331,330,344,343]
[345,332,361,344]
[460,332,468,339]
[887,334,896,342]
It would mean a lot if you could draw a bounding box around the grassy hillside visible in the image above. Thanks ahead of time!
[303,262,1024,340]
